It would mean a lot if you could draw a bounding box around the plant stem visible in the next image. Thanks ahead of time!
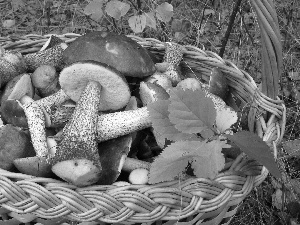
[219,0,243,57]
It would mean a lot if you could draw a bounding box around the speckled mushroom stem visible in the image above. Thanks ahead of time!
[162,42,184,85]
[50,81,102,168]
[0,59,19,88]
[36,89,70,126]
[24,43,68,72]
[20,96,48,157]
[96,107,151,142]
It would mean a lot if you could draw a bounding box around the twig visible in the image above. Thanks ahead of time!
[219,0,243,57]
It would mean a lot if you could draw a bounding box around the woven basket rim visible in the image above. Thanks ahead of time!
[0,33,286,224]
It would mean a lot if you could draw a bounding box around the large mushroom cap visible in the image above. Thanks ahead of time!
[59,60,131,111]
[63,31,156,77]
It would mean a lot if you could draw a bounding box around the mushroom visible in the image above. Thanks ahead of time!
[2,50,27,74]
[59,60,131,111]
[13,95,53,177]
[154,42,184,85]
[0,124,35,171]
[0,73,34,127]
[0,59,20,88]
[1,73,34,105]
[63,31,156,77]
[24,42,68,72]
[31,65,60,97]
[50,81,102,186]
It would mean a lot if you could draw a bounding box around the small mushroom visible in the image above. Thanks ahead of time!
[50,81,102,186]
[0,124,35,171]
[0,59,19,88]
[63,31,156,77]
[31,65,60,97]
[139,81,170,106]
[24,42,68,72]
[154,42,184,85]
[1,73,34,105]
[0,73,34,127]
[13,95,53,177]
[145,73,173,92]
[2,50,27,74]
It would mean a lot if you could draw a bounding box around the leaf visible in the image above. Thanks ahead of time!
[148,140,228,184]
[191,140,228,179]
[168,88,216,134]
[105,0,130,20]
[225,131,281,179]
[171,19,183,32]
[2,20,16,28]
[282,139,300,157]
[144,11,156,30]
[216,107,238,133]
[128,14,146,33]
[149,143,190,184]
[147,99,197,142]
[156,2,173,23]
[84,0,104,21]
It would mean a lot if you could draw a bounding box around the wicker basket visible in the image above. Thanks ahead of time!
[0,1,285,225]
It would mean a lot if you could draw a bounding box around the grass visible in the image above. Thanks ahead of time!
[0,0,300,224]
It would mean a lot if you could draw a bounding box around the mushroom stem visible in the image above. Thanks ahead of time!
[19,95,48,157]
[24,43,68,72]
[96,107,151,142]
[36,89,70,126]
[50,81,102,186]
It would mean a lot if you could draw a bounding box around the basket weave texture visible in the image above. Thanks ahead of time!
[0,1,285,223]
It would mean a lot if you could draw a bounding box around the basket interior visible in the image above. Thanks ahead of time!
[0,34,286,225]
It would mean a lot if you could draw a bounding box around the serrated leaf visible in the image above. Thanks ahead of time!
[216,107,238,133]
[105,0,130,20]
[149,143,190,183]
[156,2,173,23]
[145,11,156,30]
[168,88,216,134]
[282,139,300,157]
[149,140,228,184]
[84,0,104,21]
[171,19,183,32]
[225,131,281,179]
[147,99,197,142]
[191,140,228,179]
[128,14,146,33]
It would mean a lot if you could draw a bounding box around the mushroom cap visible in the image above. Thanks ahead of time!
[63,31,156,77]
[59,60,131,111]
[1,73,34,105]
[0,125,35,171]
[96,134,132,185]
[1,99,28,128]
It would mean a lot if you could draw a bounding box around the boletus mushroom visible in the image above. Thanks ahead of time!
[63,31,156,77]
[50,61,134,186]
[0,124,35,171]
[0,73,34,127]
[50,81,102,186]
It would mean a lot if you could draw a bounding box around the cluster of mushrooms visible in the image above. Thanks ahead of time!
[0,31,229,187]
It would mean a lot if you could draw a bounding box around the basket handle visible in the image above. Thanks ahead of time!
[250,0,283,100]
